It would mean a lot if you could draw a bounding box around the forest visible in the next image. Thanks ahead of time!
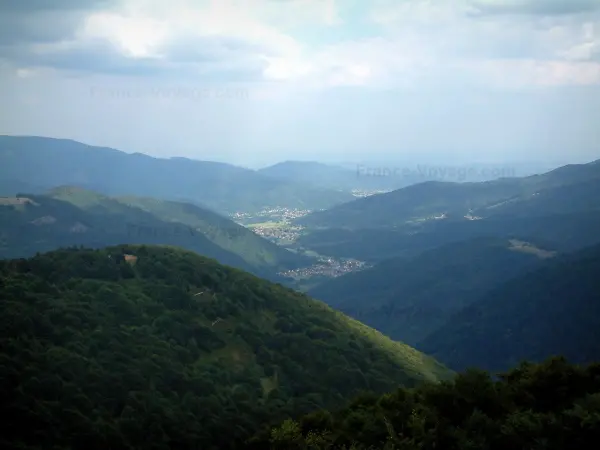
[0,245,449,450]
[257,356,600,449]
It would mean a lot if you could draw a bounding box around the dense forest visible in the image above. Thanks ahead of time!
[0,245,450,450]
[254,357,600,449]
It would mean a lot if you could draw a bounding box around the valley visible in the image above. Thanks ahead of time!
[2,135,600,449]
[3,4,600,446]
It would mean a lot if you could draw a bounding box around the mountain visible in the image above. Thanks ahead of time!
[307,237,553,346]
[0,188,311,280]
[471,177,600,218]
[0,135,354,214]
[258,161,401,191]
[297,159,600,229]
[419,243,600,373]
[0,245,452,449]
[256,357,600,449]
[296,210,600,263]
[258,161,360,190]
[48,186,311,275]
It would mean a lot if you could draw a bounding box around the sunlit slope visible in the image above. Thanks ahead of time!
[0,245,452,449]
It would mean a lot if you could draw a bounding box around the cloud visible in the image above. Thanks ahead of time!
[468,0,600,16]
[0,0,600,89]
[0,0,118,13]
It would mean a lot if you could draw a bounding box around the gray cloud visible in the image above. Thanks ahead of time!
[0,36,269,81]
[468,0,600,16]
[0,0,118,13]
[0,11,84,45]
[0,0,272,80]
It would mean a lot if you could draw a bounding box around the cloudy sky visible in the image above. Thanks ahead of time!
[0,0,599,167]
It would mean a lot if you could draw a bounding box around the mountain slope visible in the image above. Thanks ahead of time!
[419,243,600,373]
[0,245,452,449]
[308,237,552,346]
[0,190,310,280]
[297,159,600,229]
[472,177,600,218]
[296,210,600,263]
[47,186,311,274]
[0,135,354,214]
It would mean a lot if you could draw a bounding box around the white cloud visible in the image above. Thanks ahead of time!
[2,0,600,88]
[1,0,600,167]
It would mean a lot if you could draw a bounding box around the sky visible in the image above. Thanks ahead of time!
[0,0,599,168]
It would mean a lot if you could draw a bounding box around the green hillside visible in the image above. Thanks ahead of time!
[0,135,354,215]
[0,188,311,280]
[308,237,552,346]
[0,245,452,450]
[48,186,311,273]
[420,243,600,373]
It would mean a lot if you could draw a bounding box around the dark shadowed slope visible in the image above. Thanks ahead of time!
[308,237,553,346]
[0,135,354,214]
[419,243,600,373]
[0,245,452,449]
[296,210,600,263]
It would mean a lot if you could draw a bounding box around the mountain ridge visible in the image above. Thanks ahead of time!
[0,135,354,214]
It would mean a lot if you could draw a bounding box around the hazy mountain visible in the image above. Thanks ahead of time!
[419,243,600,373]
[0,245,452,449]
[0,135,354,214]
[0,188,312,280]
[258,160,403,191]
[296,159,600,229]
[307,237,553,346]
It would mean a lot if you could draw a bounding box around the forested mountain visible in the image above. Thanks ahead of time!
[296,210,600,263]
[0,135,354,214]
[0,245,452,449]
[48,186,311,274]
[419,243,600,373]
[471,177,600,218]
[307,237,553,346]
[0,188,311,280]
[297,159,600,229]
[254,357,600,449]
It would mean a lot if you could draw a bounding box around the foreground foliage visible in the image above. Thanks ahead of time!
[258,357,600,449]
[0,245,450,450]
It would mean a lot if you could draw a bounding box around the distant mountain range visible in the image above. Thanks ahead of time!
[0,136,354,214]
[0,187,312,280]
[257,160,541,192]
[296,159,600,229]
